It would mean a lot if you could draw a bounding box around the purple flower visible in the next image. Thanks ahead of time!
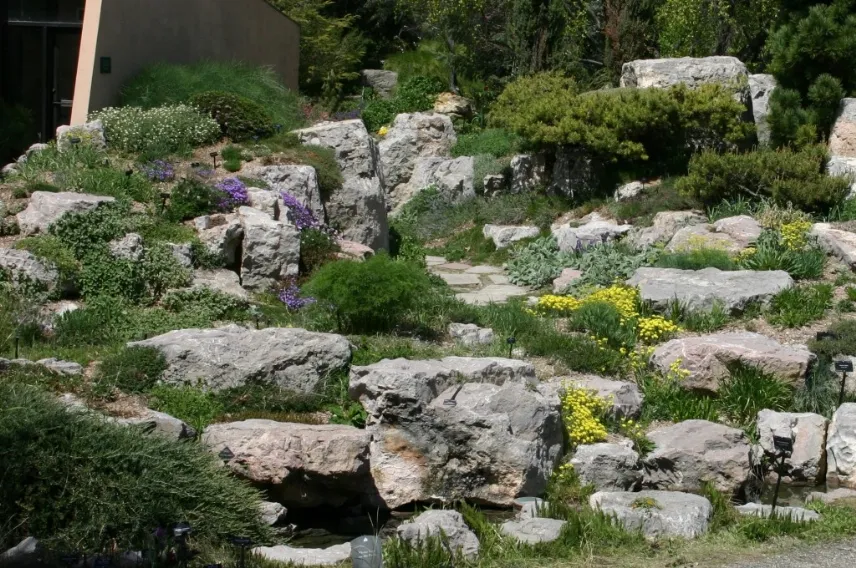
[141,160,174,182]
[332,108,361,121]
[280,191,319,230]
[279,280,316,310]
[194,167,215,179]
[216,178,249,211]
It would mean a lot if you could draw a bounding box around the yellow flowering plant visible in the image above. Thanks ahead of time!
[779,220,813,251]
[561,385,610,447]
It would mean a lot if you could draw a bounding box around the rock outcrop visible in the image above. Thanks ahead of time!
[510,154,547,194]
[826,403,856,489]
[238,206,300,291]
[16,191,115,235]
[620,56,749,104]
[401,156,474,207]
[811,223,856,269]
[590,491,712,540]
[195,213,243,267]
[756,410,828,484]
[571,443,643,492]
[362,69,398,99]
[258,165,325,222]
[749,74,777,146]
[629,211,707,249]
[398,510,480,559]
[0,249,61,294]
[552,214,632,252]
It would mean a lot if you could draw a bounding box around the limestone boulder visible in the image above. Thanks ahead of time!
[510,154,547,194]
[538,375,643,419]
[629,211,707,249]
[628,267,793,314]
[35,358,83,376]
[295,120,388,250]
[398,510,480,559]
[379,112,456,199]
[736,503,820,522]
[117,409,197,441]
[203,420,371,508]
[615,181,644,201]
[483,224,540,249]
[756,410,828,484]
[553,215,632,252]
[109,233,144,261]
[259,501,288,526]
[571,443,643,492]
[590,491,712,540]
[811,223,856,269]
[258,165,325,222]
[620,56,749,102]
[362,69,398,99]
[826,403,856,489]
[130,325,352,393]
[643,420,757,499]
[195,213,244,266]
[667,224,742,253]
[483,174,506,196]
[16,191,115,235]
[56,120,106,152]
[0,249,61,294]
[650,332,814,393]
[749,74,777,146]
[448,323,495,346]
[396,156,474,209]
[253,544,351,567]
[190,269,249,300]
[712,215,762,249]
[238,206,300,291]
[500,518,566,545]
[434,92,474,118]
[829,98,856,159]
[245,188,280,219]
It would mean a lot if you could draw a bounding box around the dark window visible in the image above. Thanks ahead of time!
[8,0,84,24]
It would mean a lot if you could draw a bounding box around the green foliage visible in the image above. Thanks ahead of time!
[0,382,270,551]
[95,346,168,395]
[299,228,340,274]
[656,248,737,271]
[453,129,524,159]
[15,236,80,286]
[607,179,701,225]
[66,166,155,203]
[432,225,511,265]
[570,301,637,351]
[148,385,225,434]
[667,300,730,333]
[656,0,729,57]
[384,533,463,568]
[766,284,833,328]
[166,178,222,222]
[49,202,130,258]
[678,145,850,212]
[77,249,145,302]
[739,230,827,280]
[473,154,512,193]
[139,242,193,299]
[638,371,720,423]
[506,236,569,288]
[702,482,739,531]
[794,363,843,417]
[809,320,856,359]
[362,76,445,132]
[305,253,434,332]
[121,61,303,132]
[161,287,248,320]
[189,91,275,141]
[719,364,794,428]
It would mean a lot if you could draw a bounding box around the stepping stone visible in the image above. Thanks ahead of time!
[489,274,510,285]
[807,488,856,504]
[500,518,566,544]
[465,265,504,274]
[437,262,472,271]
[253,543,351,566]
[735,503,820,522]
[456,284,528,306]
[590,490,712,540]
[438,272,482,287]
[426,255,448,266]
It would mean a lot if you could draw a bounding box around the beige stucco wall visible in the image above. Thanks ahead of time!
[71,0,299,124]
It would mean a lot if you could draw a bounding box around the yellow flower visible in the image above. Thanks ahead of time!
[378,126,389,137]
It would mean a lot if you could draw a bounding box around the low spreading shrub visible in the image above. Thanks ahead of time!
[451,128,523,158]
[15,236,80,287]
[166,178,223,222]
[656,248,737,271]
[95,346,168,395]
[190,91,275,141]
[809,320,856,359]
[161,287,248,321]
[148,385,225,434]
[49,202,131,258]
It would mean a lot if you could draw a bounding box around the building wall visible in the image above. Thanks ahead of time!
[71,0,299,124]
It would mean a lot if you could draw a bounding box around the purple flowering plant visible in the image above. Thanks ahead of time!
[279,279,316,311]
[280,191,320,230]
[141,160,175,182]
[216,178,249,211]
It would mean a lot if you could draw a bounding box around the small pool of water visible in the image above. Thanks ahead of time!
[759,483,825,507]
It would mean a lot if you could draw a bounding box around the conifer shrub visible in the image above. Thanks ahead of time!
[190,91,275,141]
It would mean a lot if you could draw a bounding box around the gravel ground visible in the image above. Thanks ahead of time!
[726,539,856,568]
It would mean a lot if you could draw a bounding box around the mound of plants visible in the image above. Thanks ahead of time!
[189,91,275,141]
[362,75,445,132]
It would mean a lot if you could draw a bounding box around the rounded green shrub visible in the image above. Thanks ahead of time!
[190,91,275,141]
[167,178,222,222]
[96,346,168,394]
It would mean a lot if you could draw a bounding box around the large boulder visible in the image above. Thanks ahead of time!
[56,120,106,152]
[755,410,828,484]
[379,112,456,198]
[195,213,243,267]
[629,211,707,249]
[398,510,480,559]
[590,491,712,540]
[362,69,398,99]
[203,420,371,508]
[620,56,749,103]
[627,267,793,314]
[643,420,757,499]
[712,215,762,249]
[16,191,115,235]
[350,358,561,508]
[238,206,300,291]
[483,224,540,249]
[253,544,351,567]
[129,325,352,393]
[571,443,643,492]
[448,323,495,346]
[829,98,856,160]
[510,154,547,194]
[258,165,325,222]
[666,217,760,253]
[552,214,632,252]
[190,269,249,300]
[811,223,856,269]
[826,403,856,489]
[116,409,197,441]
[749,74,777,146]
[650,332,814,393]
[538,375,643,419]
[398,156,474,209]
[0,249,61,294]
[294,120,388,250]
[434,92,474,118]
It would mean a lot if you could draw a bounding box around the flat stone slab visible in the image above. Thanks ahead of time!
[456,284,529,306]
[465,265,504,274]
[807,488,856,504]
[590,490,712,540]
[483,224,540,249]
[253,544,351,566]
[426,256,447,266]
[437,262,472,271]
[736,503,820,522]
[812,223,856,269]
[627,267,793,313]
[438,272,482,287]
[501,518,567,544]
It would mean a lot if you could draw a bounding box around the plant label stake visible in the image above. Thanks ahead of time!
[210,152,219,169]
[507,336,516,359]
[770,435,794,515]
[229,537,253,568]
[219,446,235,463]
[444,384,464,407]
[836,359,854,407]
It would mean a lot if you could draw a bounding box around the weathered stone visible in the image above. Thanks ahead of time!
[827,404,856,489]
[258,165,325,222]
[190,269,249,300]
[749,74,777,146]
[456,284,529,305]
[1,162,17,177]
[246,188,280,219]
[736,503,820,522]
[615,181,644,201]
[571,443,643,492]
[398,510,480,559]
[483,224,540,249]
[35,358,83,376]
[238,206,300,291]
[629,211,707,249]
[117,409,197,441]
[807,488,856,504]
[109,233,144,261]
[620,56,749,102]
[667,224,743,253]
[196,214,244,266]
[448,323,495,346]
[811,223,856,269]
[756,410,828,484]
[510,154,547,194]
[644,420,756,499]
[397,156,474,208]
[203,420,371,508]
[362,69,398,99]
[712,215,762,249]
[483,174,506,196]
[464,265,504,274]
[538,375,643,419]
[253,544,351,567]
[500,518,566,544]
[553,268,583,293]
[826,157,856,198]
[130,325,352,393]
[295,120,388,250]
[553,217,632,252]
[0,249,60,293]
[516,498,547,520]
[26,143,49,158]
[1,537,41,564]
[550,147,597,198]
[829,98,856,159]
[628,267,793,314]
[169,243,193,269]
[438,272,482,287]
[16,191,115,235]
[590,491,712,540]
[434,92,474,118]
[56,120,106,152]
[337,239,374,261]
[260,501,288,526]
[650,332,814,393]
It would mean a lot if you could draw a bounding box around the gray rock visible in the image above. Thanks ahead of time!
[258,165,325,222]
[500,518,566,544]
[644,420,757,499]
[117,409,197,440]
[16,191,115,235]
[1,162,17,177]
[438,272,481,287]
[516,498,547,520]
[553,216,632,252]
[448,323,495,346]
[483,224,540,249]
[629,211,707,249]
[259,501,287,526]
[246,188,280,219]
[26,143,49,158]
[826,156,856,198]
[434,92,474,118]
[510,154,547,194]
[295,120,388,250]
[130,325,352,393]
[712,215,762,249]
[590,490,712,540]
[379,113,456,192]
[456,284,529,305]
[398,510,480,559]
[195,213,243,266]
[620,56,749,101]
[756,410,828,484]
[483,174,506,196]
[627,267,794,314]
[826,403,856,489]
[811,223,856,269]
[538,375,643,419]
[571,443,643,491]
[736,503,820,522]
[397,156,474,209]
[362,69,398,99]
[829,98,856,159]
[168,243,193,269]
[36,358,83,376]
[253,544,351,566]
[56,120,106,152]
[109,233,144,261]
[238,206,300,291]
[203,420,371,508]
[807,488,856,504]
[749,74,777,146]
[550,147,597,199]
[667,223,744,253]
[552,268,583,293]
[650,332,814,393]
[0,249,60,293]
[1,537,41,563]
[190,269,249,300]
[615,181,644,201]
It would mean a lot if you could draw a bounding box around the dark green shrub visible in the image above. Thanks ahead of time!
[52,296,127,346]
[569,301,636,351]
[809,320,856,359]
[78,248,147,302]
[361,98,399,133]
[167,178,221,222]
[190,91,275,141]
[49,203,130,259]
[161,287,248,320]
[300,228,340,274]
[452,128,523,158]
[140,242,192,300]
[677,145,850,212]
[95,346,168,394]
[148,385,224,433]
[305,253,433,332]
[361,76,444,132]
[0,382,270,551]
[656,248,737,271]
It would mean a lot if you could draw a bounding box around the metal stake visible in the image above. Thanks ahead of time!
[771,452,787,515]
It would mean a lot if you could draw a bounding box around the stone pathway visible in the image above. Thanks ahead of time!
[725,538,856,568]
[427,256,528,306]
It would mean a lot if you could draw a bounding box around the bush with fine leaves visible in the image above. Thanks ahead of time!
[190,91,275,141]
